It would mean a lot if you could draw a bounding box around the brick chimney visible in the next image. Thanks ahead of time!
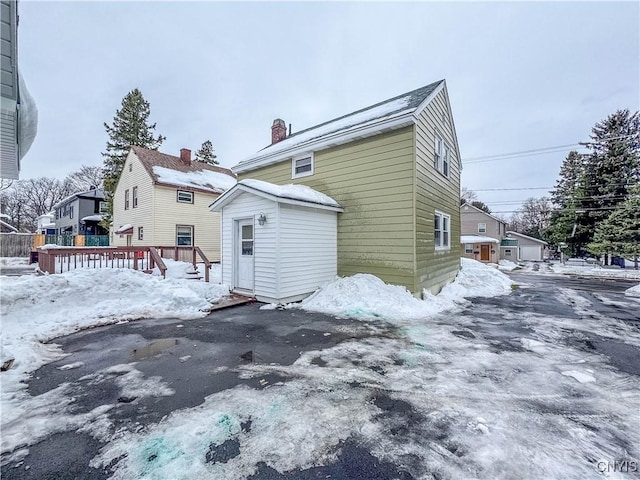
[271,118,287,144]
[180,148,191,166]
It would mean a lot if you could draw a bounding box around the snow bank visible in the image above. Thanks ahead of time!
[625,284,640,297]
[298,258,513,322]
[498,260,519,271]
[550,262,640,280]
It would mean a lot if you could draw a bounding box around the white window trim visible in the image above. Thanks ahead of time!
[177,190,194,204]
[435,210,451,251]
[176,225,194,246]
[434,132,450,178]
[291,153,314,179]
[478,223,487,233]
[464,243,474,254]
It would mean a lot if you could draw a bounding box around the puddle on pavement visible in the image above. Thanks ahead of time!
[132,338,180,360]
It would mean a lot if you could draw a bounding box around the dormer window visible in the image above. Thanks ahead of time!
[292,153,314,179]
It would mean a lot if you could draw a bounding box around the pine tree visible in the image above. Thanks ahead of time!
[589,185,640,268]
[581,109,639,247]
[102,89,165,222]
[195,140,218,165]
[546,151,587,254]
[546,111,639,256]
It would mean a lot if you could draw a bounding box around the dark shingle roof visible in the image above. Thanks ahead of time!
[273,80,442,147]
[132,146,236,194]
[235,80,444,169]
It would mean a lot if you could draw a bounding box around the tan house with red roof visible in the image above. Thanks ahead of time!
[111,146,236,261]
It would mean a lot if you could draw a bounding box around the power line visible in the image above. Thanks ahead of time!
[461,134,637,165]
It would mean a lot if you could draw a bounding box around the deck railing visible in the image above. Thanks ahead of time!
[36,245,213,281]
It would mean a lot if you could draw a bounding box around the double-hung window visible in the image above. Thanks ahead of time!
[176,225,193,246]
[434,133,450,177]
[177,190,194,203]
[292,153,313,178]
[465,243,474,254]
[132,186,138,208]
[125,189,130,210]
[434,211,451,250]
[478,223,487,233]
[138,226,143,240]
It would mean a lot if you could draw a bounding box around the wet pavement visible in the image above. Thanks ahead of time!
[2,270,639,479]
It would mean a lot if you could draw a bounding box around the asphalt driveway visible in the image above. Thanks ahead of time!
[2,271,639,480]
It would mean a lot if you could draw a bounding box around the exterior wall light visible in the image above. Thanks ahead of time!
[258,212,267,226]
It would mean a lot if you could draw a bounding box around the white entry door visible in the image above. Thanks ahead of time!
[235,219,254,291]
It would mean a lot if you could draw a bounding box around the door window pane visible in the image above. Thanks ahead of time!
[241,224,253,240]
[242,241,253,255]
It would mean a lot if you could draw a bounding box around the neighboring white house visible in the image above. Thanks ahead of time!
[209,179,343,303]
[112,146,236,261]
[505,231,548,261]
[36,212,56,234]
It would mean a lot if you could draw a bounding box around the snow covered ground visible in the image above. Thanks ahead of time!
[0,257,33,268]
[1,262,229,456]
[549,261,640,280]
[2,259,638,479]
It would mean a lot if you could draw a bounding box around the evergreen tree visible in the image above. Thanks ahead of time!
[546,111,639,256]
[195,140,218,165]
[580,110,639,249]
[470,200,491,214]
[589,185,640,269]
[102,89,165,222]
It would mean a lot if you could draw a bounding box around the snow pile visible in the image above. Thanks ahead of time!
[1,268,229,381]
[498,259,519,271]
[550,262,640,280]
[299,273,444,321]
[625,284,640,297]
[439,258,514,300]
[298,258,513,321]
[240,179,341,208]
[153,166,236,194]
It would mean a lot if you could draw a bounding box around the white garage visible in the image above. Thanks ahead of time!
[505,231,548,261]
[519,245,543,261]
[209,179,343,303]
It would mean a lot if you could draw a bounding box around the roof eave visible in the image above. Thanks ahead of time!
[210,184,343,212]
[233,113,416,174]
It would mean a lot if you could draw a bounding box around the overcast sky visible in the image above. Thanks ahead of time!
[17,1,639,215]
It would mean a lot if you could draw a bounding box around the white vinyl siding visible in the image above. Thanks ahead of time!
[219,191,338,303]
[112,152,155,248]
[278,204,337,300]
[220,192,278,299]
[112,150,226,261]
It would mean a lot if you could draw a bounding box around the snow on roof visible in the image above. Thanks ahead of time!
[152,166,237,194]
[235,81,443,170]
[240,179,341,208]
[461,235,500,244]
[53,188,105,209]
[81,215,103,222]
[115,224,132,234]
[1,219,19,232]
[506,231,548,244]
